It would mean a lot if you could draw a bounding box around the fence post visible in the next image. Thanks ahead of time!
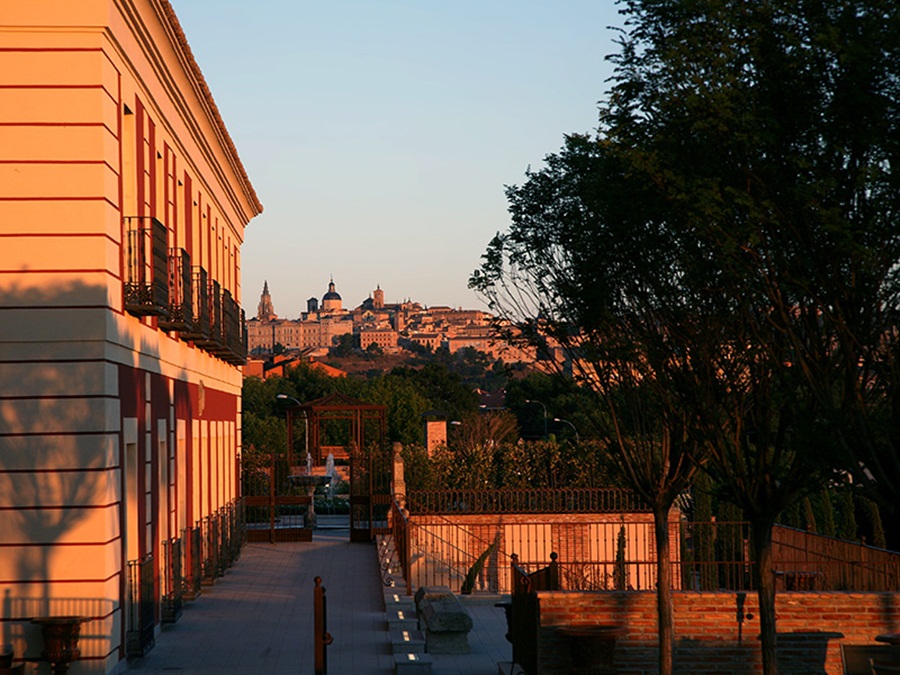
[314,576,333,675]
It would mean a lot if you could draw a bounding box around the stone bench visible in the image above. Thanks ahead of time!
[413,585,473,655]
[413,586,453,629]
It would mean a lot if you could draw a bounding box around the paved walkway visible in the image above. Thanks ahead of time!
[126,528,511,674]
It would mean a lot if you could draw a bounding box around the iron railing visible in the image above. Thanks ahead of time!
[181,266,210,341]
[220,290,245,364]
[184,524,203,600]
[207,279,224,351]
[241,309,249,360]
[406,488,651,515]
[123,216,168,317]
[126,554,156,657]
[161,536,184,623]
[158,248,192,332]
[390,513,900,595]
[201,514,220,585]
[770,525,900,592]
[196,499,245,586]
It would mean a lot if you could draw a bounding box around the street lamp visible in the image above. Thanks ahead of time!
[552,417,580,443]
[524,399,548,440]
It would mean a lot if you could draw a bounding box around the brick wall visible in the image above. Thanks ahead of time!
[536,590,900,674]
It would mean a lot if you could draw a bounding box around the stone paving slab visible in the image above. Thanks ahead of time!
[123,529,512,675]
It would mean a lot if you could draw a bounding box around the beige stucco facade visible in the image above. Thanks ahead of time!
[0,1,261,671]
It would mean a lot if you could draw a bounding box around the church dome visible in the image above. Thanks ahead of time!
[322,278,342,310]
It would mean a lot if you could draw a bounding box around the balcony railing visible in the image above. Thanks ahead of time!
[220,291,247,365]
[158,248,192,332]
[194,279,225,352]
[241,309,249,356]
[161,536,184,624]
[123,217,169,317]
[183,524,203,601]
[125,554,156,657]
[181,266,210,342]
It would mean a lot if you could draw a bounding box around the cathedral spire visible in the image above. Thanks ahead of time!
[257,280,276,321]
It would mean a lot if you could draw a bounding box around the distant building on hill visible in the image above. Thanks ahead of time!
[245,282,535,365]
[246,278,354,352]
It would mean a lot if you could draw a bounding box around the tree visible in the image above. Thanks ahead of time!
[472,132,708,675]
[603,3,900,670]
[473,2,900,672]
[331,332,356,357]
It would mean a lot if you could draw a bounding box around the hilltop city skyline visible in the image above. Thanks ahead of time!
[245,277,534,364]
[245,277,484,320]
[168,0,623,313]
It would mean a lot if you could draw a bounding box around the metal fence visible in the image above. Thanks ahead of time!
[771,525,900,592]
[199,498,245,585]
[126,554,156,657]
[161,536,184,623]
[391,499,900,594]
[184,524,203,600]
[407,488,651,515]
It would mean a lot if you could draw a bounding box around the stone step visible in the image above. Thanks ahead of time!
[386,608,418,632]
[394,652,433,675]
[390,628,426,654]
[384,590,416,613]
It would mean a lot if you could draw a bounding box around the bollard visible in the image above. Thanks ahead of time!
[314,576,333,675]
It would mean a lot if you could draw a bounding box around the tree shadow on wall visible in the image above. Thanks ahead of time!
[0,277,173,661]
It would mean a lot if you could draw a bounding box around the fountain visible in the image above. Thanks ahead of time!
[289,453,331,529]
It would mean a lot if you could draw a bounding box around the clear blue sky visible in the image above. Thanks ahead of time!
[169,1,623,316]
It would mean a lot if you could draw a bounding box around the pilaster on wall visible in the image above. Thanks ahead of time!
[536,590,900,674]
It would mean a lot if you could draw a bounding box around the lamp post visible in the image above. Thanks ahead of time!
[524,399,548,440]
[276,394,308,470]
[553,417,580,443]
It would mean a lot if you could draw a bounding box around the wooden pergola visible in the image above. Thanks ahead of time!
[286,392,386,466]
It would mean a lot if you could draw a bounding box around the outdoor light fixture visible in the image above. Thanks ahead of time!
[524,399,548,439]
[552,417,580,443]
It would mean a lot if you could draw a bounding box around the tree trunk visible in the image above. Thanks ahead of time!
[654,505,674,675]
[750,517,778,675]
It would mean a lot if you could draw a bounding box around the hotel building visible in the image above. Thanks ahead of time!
[0,1,261,670]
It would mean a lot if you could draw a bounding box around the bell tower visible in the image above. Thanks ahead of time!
[257,280,276,321]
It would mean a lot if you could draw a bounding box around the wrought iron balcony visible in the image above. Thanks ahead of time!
[125,554,156,657]
[173,265,245,364]
[180,266,210,341]
[158,248,193,332]
[123,216,169,317]
[194,279,225,352]
[219,290,247,365]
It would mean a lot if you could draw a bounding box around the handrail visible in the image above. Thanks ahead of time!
[403,509,514,593]
[393,495,501,593]
[415,510,515,564]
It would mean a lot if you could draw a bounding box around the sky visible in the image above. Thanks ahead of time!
[169,1,624,317]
